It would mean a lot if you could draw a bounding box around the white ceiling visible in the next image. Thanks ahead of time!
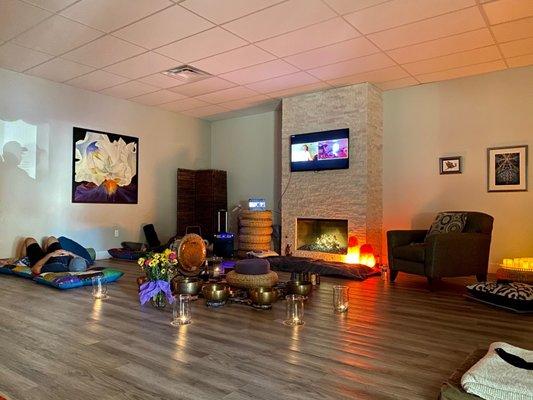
[0,0,531,120]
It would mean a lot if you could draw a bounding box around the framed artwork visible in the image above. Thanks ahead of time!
[72,127,139,203]
[439,156,462,174]
[487,145,528,192]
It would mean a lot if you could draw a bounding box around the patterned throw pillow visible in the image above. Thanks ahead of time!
[467,281,533,312]
[425,212,467,239]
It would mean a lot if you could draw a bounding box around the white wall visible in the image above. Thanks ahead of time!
[383,66,533,272]
[0,67,211,257]
[211,111,281,231]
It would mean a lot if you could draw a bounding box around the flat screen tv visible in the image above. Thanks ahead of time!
[290,128,349,172]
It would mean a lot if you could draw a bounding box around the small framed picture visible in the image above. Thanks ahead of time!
[487,145,528,192]
[439,156,462,174]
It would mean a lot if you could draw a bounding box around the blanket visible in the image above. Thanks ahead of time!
[461,342,533,400]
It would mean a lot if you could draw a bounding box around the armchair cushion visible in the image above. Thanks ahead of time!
[393,243,426,263]
[426,212,467,239]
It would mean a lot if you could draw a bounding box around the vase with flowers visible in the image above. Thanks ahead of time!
[138,249,178,309]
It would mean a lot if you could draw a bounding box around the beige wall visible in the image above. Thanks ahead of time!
[0,67,211,258]
[383,66,533,272]
[210,111,281,231]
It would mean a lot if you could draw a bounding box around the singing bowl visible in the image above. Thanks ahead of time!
[172,277,202,296]
[202,283,230,302]
[287,281,312,296]
[249,287,278,305]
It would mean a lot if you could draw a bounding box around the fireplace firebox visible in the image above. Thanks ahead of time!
[296,218,348,254]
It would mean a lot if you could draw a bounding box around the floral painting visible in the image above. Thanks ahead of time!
[72,127,138,203]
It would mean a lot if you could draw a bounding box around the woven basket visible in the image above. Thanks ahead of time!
[239,218,272,228]
[496,268,533,284]
[239,234,271,244]
[239,210,273,220]
[240,227,273,235]
[226,270,278,289]
[239,242,271,251]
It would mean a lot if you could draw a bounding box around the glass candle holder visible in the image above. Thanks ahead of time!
[171,294,192,326]
[333,285,349,313]
[284,294,305,326]
[91,275,108,300]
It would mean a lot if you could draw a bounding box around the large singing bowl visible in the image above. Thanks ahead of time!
[249,287,278,306]
[177,234,207,276]
[202,283,230,302]
[172,277,202,296]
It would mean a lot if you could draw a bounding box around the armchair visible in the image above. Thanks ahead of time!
[387,212,494,286]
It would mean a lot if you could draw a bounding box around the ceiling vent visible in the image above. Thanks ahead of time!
[162,65,211,83]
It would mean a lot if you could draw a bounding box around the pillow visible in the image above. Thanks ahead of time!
[58,236,94,265]
[33,268,123,290]
[234,258,271,275]
[466,281,533,312]
[426,212,467,239]
[108,248,143,260]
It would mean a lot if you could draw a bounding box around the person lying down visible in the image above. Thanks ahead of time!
[22,236,88,275]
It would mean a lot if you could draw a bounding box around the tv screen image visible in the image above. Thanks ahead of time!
[290,129,349,172]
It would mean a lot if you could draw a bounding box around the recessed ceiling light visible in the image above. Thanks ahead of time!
[162,65,211,83]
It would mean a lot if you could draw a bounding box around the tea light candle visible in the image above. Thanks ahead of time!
[91,275,108,300]
[501,257,533,270]
[213,265,221,277]
[171,294,192,326]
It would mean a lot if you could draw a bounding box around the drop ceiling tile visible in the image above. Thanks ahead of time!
[63,35,145,68]
[196,86,258,103]
[113,5,213,49]
[416,59,506,83]
[65,69,129,91]
[104,52,178,79]
[180,105,230,117]
[129,89,186,106]
[327,65,409,86]
[0,42,53,72]
[491,17,533,42]
[159,97,209,111]
[307,52,395,80]
[221,94,271,110]
[169,77,236,96]
[60,0,172,32]
[14,15,103,55]
[23,0,78,12]
[344,0,474,34]
[191,45,275,75]
[376,76,419,90]
[323,0,391,15]
[246,71,319,93]
[256,17,359,58]
[219,60,299,85]
[155,27,247,63]
[26,57,94,82]
[138,73,185,88]
[367,7,486,50]
[0,0,51,42]
[387,28,494,64]
[284,37,379,69]
[506,53,533,68]
[267,81,331,98]
[482,0,533,25]
[223,0,336,42]
[402,46,501,75]
[499,37,533,57]
[100,80,158,98]
[180,0,283,24]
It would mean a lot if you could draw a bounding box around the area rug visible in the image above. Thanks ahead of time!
[267,256,380,280]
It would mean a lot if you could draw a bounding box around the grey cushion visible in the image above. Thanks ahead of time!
[234,259,270,275]
[426,212,467,239]
[393,243,425,263]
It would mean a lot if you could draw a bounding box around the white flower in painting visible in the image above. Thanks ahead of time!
[75,132,137,193]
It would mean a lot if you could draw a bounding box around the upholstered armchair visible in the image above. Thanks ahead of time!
[387,212,494,286]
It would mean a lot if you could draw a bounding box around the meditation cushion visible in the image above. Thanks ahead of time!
[226,270,278,289]
[58,236,94,265]
[234,258,271,275]
[466,281,533,312]
[108,248,143,260]
[33,268,123,290]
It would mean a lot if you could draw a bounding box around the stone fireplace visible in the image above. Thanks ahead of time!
[281,83,382,263]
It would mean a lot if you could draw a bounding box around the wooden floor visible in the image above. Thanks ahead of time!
[0,260,531,400]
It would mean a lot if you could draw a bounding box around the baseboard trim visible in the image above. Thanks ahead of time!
[95,250,111,260]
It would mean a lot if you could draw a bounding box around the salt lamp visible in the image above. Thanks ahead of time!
[344,235,360,264]
[348,235,358,248]
[360,244,376,268]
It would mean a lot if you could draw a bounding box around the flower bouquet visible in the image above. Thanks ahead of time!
[138,249,178,309]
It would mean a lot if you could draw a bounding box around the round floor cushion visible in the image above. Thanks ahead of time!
[239,219,272,228]
[239,210,273,220]
[239,227,273,235]
[239,234,271,244]
[226,270,278,289]
[234,258,271,275]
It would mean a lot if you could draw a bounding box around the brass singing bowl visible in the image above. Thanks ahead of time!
[202,283,230,302]
[172,277,202,296]
[287,281,312,296]
[249,287,278,305]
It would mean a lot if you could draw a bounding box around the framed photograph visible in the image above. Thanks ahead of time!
[439,156,462,174]
[487,145,528,192]
[72,127,139,203]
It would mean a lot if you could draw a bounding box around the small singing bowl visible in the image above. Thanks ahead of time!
[249,287,278,306]
[287,281,312,297]
[172,277,202,296]
[202,283,230,302]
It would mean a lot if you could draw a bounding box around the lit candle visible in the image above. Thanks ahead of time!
[213,265,221,277]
